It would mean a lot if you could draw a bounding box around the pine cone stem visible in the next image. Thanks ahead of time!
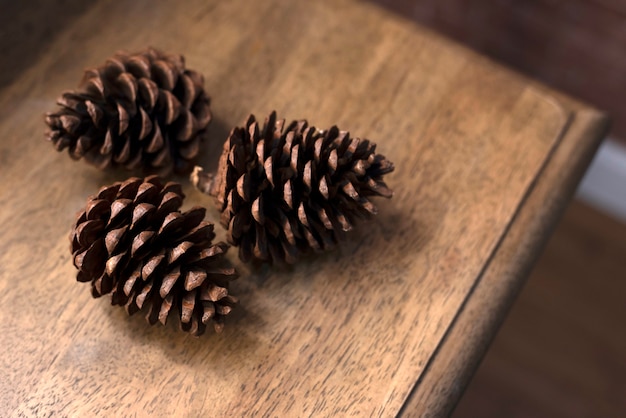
[190,166,217,197]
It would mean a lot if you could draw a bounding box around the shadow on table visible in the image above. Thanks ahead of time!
[0,0,93,90]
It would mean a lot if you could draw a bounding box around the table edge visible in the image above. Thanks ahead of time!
[398,107,610,417]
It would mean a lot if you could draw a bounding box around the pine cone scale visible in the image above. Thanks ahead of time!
[178,74,196,108]
[105,252,126,277]
[158,295,174,324]
[160,267,180,298]
[75,219,105,247]
[126,55,150,78]
[107,229,129,253]
[75,240,106,277]
[152,60,177,91]
[184,270,206,291]
[117,72,138,104]
[138,78,158,111]
[84,75,104,98]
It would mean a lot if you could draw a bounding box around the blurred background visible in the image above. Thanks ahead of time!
[2,1,624,416]
[369,1,626,416]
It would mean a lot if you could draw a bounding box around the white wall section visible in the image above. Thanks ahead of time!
[576,139,626,223]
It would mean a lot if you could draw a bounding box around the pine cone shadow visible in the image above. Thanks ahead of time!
[194,115,232,175]
[243,199,437,290]
[342,202,435,264]
[98,296,263,365]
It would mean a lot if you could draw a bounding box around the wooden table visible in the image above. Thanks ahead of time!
[0,0,608,416]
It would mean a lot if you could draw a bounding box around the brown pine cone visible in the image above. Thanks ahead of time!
[191,111,394,264]
[70,176,238,335]
[46,47,211,175]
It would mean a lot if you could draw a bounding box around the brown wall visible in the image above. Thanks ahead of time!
[375,0,626,138]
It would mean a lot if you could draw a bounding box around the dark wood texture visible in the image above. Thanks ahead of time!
[455,201,626,417]
[0,0,608,416]
[0,0,92,89]
[375,0,626,139]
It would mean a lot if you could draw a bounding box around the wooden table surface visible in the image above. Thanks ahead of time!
[0,0,608,416]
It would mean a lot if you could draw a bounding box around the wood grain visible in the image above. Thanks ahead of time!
[0,0,607,416]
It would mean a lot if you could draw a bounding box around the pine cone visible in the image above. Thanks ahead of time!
[70,176,238,335]
[191,111,394,264]
[45,47,211,175]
